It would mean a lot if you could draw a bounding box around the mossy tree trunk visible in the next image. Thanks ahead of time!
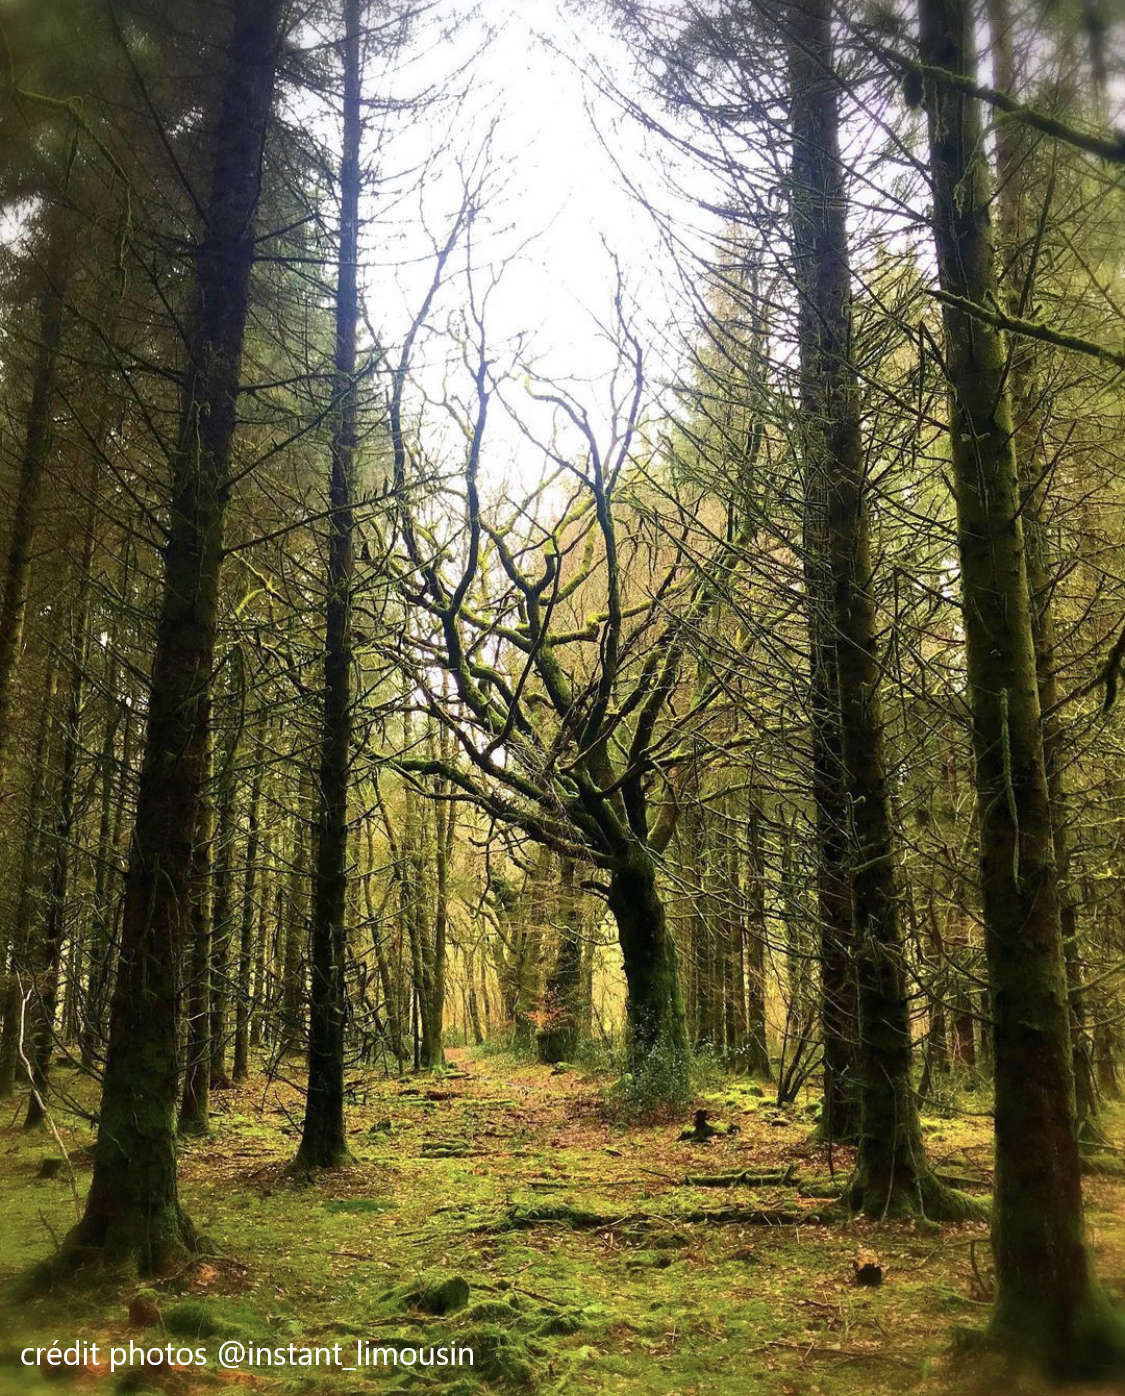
[985,0,1098,1136]
[60,0,282,1273]
[608,843,689,1075]
[294,0,361,1171]
[537,858,584,1064]
[787,0,956,1211]
[920,0,1125,1373]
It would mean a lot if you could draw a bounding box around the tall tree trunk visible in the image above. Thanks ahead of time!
[25,479,99,1128]
[985,0,1098,1137]
[279,768,312,1056]
[208,712,241,1089]
[787,0,958,1210]
[61,0,282,1273]
[0,247,68,799]
[233,716,266,1081]
[0,656,58,1097]
[294,0,361,1171]
[742,787,771,1076]
[178,730,214,1136]
[919,0,1125,1372]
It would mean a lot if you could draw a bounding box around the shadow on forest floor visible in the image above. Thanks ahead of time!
[0,1048,1122,1395]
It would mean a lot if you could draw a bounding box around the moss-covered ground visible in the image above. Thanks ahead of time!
[0,1050,1122,1395]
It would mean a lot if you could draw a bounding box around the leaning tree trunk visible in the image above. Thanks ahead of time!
[920,0,1125,1373]
[294,0,361,1172]
[59,0,282,1274]
[786,0,965,1213]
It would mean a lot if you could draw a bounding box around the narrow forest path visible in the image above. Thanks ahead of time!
[1,1051,1123,1395]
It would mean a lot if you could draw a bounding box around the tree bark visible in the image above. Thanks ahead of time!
[787,0,955,1209]
[24,478,98,1128]
[178,728,214,1136]
[60,0,282,1273]
[0,243,68,801]
[920,0,1125,1372]
[233,715,266,1081]
[0,656,58,1098]
[294,0,361,1171]
[608,843,689,1078]
[538,858,584,1063]
[984,0,1098,1136]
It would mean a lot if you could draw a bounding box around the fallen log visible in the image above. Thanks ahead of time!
[682,1164,798,1188]
[477,1200,823,1234]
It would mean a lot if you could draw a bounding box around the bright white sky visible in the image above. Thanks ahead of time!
[357,0,704,492]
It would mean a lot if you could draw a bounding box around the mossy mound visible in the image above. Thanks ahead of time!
[459,1299,521,1324]
[537,1310,583,1337]
[384,1270,471,1315]
[462,1325,538,1387]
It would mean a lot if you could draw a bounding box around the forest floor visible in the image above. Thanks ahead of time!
[0,1048,1123,1396]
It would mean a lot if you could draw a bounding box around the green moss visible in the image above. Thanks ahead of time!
[458,1299,521,1323]
[462,1325,536,1387]
[537,1310,583,1336]
[325,1197,395,1215]
[165,1298,272,1342]
[386,1271,470,1315]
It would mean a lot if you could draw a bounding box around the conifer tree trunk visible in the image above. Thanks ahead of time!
[61,0,282,1272]
[985,0,1098,1135]
[786,0,961,1212]
[178,731,214,1136]
[0,657,58,1098]
[804,452,860,1137]
[233,717,266,1081]
[0,250,68,797]
[25,485,98,1129]
[280,769,311,1056]
[208,727,240,1088]
[294,0,361,1171]
[742,787,771,1076]
[920,0,1125,1371]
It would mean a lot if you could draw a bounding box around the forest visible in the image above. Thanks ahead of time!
[0,0,1124,1391]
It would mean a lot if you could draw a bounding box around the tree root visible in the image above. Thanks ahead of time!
[839,1166,988,1223]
